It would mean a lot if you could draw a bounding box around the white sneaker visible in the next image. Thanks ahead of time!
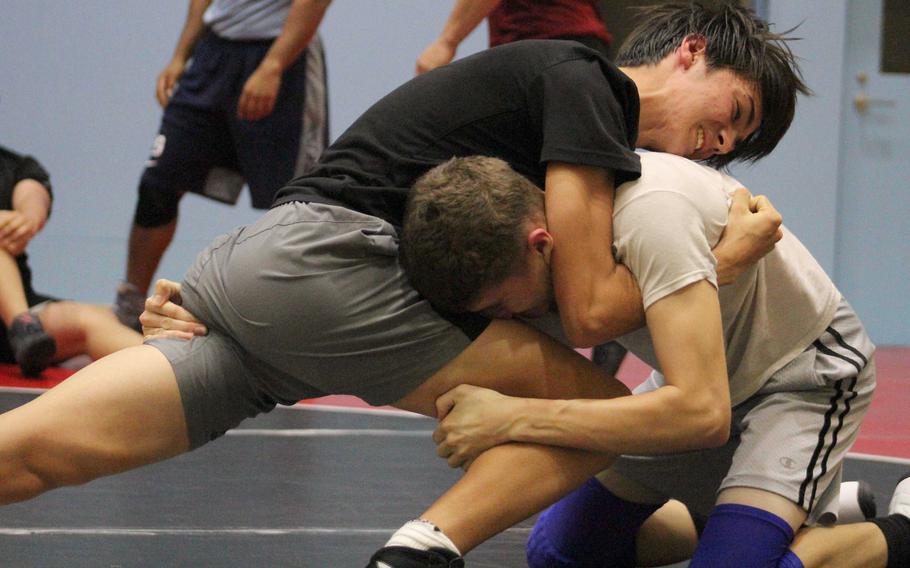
[888,472,910,518]
[838,480,878,524]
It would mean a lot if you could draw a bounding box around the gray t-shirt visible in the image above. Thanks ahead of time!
[204,0,290,40]
[614,152,841,405]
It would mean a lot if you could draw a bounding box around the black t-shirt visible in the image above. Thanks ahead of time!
[0,145,53,300]
[273,40,641,228]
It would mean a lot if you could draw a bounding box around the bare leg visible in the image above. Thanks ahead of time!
[791,522,888,568]
[39,301,142,360]
[0,249,30,326]
[0,345,189,504]
[391,319,630,552]
[635,500,699,567]
[126,220,177,293]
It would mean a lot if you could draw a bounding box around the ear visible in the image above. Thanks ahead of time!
[527,227,554,264]
[676,34,708,70]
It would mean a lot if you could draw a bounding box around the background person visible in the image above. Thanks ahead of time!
[1,145,141,377]
[114,0,332,329]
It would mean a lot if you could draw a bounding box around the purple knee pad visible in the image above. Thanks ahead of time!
[526,478,663,568]
[689,503,804,568]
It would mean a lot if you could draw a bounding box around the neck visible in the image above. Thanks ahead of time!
[620,63,672,150]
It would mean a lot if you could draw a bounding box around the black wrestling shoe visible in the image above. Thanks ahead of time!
[365,546,464,568]
[9,312,56,377]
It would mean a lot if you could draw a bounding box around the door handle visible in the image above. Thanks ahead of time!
[854,92,896,114]
[854,72,896,114]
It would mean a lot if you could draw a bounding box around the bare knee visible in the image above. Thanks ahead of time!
[0,429,87,504]
[39,301,89,341]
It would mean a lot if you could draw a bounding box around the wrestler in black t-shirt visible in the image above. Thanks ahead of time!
[274,40,641,229]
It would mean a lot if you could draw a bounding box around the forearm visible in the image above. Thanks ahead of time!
[712,241,744,286]
[258,0,330,75]
[12,179,50,231]
[511,283,731,454]
[553,256,644,345]
[507,386,729,455]
[171,0,212,62]
[436,0,500,48]
[545,163,645,346]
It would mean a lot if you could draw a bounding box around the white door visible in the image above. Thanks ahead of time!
[836,0,910,345]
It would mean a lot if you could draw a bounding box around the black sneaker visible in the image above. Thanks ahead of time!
[113,281,144,332]
[365,546,464,568]
[9,312,56,377]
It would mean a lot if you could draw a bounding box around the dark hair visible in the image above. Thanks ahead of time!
[400,156,545,312]
[616,1,811,168]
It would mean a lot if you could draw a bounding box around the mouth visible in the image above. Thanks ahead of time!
[695,125,705,153]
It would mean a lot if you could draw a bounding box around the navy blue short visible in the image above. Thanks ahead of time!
[139,32,328,209]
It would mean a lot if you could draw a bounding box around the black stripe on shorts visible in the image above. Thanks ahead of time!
[798,327,865,512]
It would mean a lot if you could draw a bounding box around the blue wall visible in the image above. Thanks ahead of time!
[0,1,904,344]
[0,1,488,305]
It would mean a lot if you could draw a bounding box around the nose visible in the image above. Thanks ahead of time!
[715,127,735,155]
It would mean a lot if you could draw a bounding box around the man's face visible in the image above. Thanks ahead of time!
[467,262,553,320]
[652,62,763,161]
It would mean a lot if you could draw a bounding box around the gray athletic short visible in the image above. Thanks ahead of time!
[609,297,875,525]
[147,202,474,449]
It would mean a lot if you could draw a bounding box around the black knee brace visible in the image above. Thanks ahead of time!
[134,178,183,228]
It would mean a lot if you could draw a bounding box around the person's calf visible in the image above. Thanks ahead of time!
[40,301,141,361]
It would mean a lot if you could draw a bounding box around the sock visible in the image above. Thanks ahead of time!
[384,519,460,554]
[870,514,910,568]
[527,477,663,568]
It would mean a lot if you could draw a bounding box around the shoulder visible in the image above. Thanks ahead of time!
[0,145,25,164]
[617,152,729,218]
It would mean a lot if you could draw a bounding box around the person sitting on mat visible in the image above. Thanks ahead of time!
[0,145,142,377]
[400,154,907,568]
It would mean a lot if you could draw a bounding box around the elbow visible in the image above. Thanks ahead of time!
[561,313,612,348]
[697,406,731,448]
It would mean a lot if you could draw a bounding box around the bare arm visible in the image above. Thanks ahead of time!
[416,0,500,75]
[0,179,51,256]
[236,0,332,120]
[434,279,731,467]
[156,0,212,107]
[544,162,643,347]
